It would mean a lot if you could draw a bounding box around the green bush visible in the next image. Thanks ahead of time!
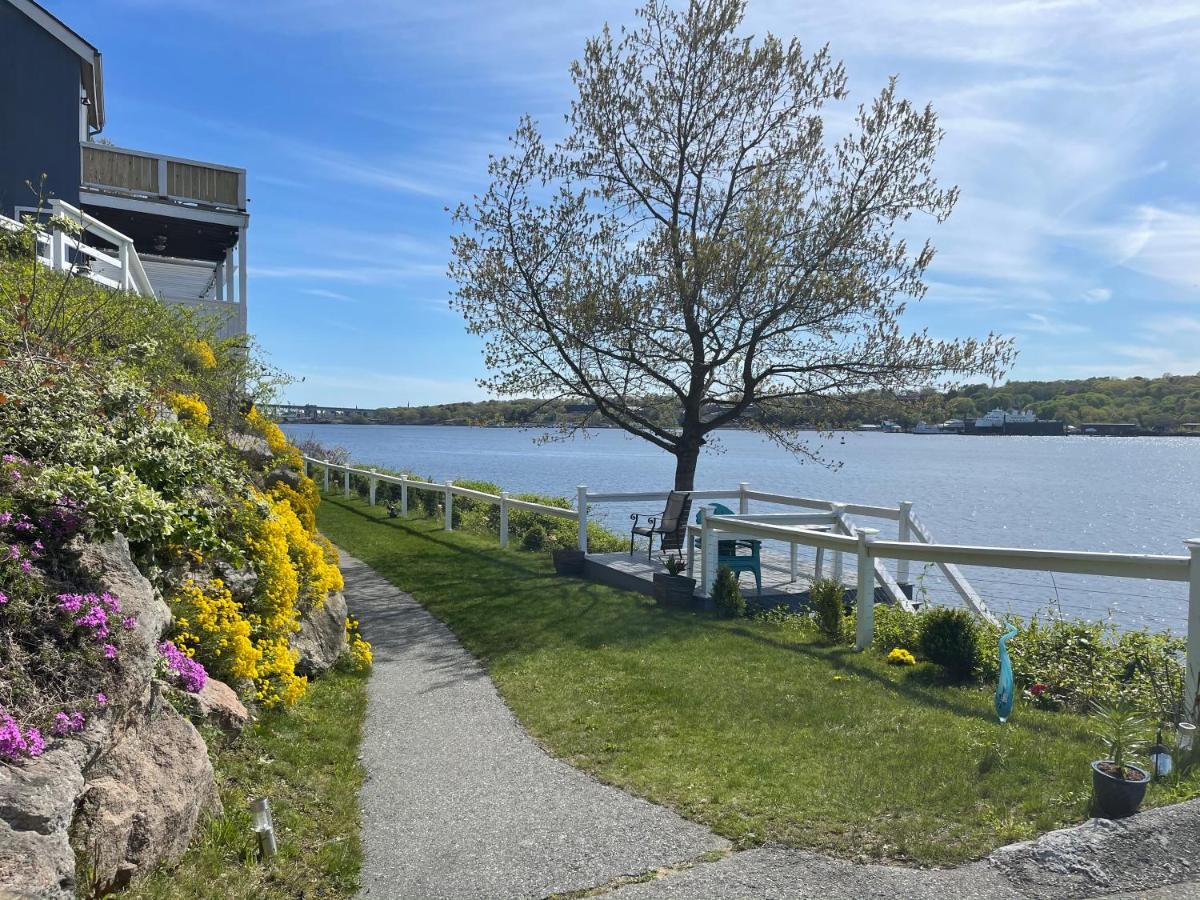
[810,579,848,644]
[521,523,546,551]
[712,566,746,618]
[872,604,923,654]
[919,607,979,678]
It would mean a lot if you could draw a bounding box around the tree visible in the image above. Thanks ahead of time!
[450,0,1013,490]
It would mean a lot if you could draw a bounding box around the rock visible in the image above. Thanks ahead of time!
[265,466,303,492]
[213,561,258,602]
[71,696,219,894]
[292,590,349,677]
[0,744,89,900]
[177,678,250,734]
[226,431,272,469]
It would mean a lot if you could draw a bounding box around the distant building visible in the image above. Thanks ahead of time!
[1081,423,1140,437]
[0,0,249,338]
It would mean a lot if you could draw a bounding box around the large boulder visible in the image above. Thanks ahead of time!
[71,693,219,893]
[264,466,303,492]
[226,431,272,469]
[292,591,349,677]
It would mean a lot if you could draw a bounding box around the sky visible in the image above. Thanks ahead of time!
[53,0,1200,407]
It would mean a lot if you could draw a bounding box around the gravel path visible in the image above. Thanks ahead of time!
[343,550,1200,899]
[342,553,728,899]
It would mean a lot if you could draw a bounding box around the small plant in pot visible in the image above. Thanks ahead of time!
[652,554,695,607]
[551,540,586,576]
[1090,700,1151,818]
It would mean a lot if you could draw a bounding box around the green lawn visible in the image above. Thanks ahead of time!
[316,493,1189,867]
[121,664,368,899]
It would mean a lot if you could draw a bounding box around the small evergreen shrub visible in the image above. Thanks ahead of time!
[919,606,979,678]
[712,565,746,618]
[521,523,546,551]
[810,579,847,644]
[872,604,923,654]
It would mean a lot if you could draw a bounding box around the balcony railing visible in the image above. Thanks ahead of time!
[81,143,246,212]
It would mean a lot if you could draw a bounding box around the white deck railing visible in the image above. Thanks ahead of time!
[303,455,1200,712]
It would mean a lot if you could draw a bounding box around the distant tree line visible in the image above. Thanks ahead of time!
[361,374,1200,431]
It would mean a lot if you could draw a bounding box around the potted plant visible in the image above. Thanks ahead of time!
[551,541,585,576]
[1090,700,1151,818]
[652,554,695,607]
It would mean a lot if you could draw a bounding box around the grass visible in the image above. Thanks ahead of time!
[314,492,1200,867]
[118,663,368,900]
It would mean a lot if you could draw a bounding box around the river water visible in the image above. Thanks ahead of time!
[282,423,1200,633]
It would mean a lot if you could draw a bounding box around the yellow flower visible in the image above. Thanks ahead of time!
[346,618,373,670]
[887,647,917,666]
[168,392,210,428]
[183,339,217,370]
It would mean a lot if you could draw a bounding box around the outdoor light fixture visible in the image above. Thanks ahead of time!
[153,234,167,252]
[249,797,278,860]
[1150,727,1173,779]
[1178,722,1196,758]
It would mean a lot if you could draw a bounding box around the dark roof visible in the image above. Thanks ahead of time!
[6,0,104,131]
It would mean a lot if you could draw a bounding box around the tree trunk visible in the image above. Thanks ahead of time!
[672,438,702,492]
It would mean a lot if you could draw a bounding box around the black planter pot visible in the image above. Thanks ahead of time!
[653,573,696,608]
[1091,760,1150,818]
[551,549,586,576]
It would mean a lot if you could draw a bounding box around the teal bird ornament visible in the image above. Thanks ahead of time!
[995,623,1018,723]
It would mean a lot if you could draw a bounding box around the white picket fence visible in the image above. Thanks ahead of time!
[303,455,1200,712]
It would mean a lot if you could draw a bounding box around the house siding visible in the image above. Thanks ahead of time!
[0,1,83,218]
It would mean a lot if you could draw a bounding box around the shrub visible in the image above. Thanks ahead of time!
[919,606,979,678]
[521,524,546,551]
[872,604,923,654]
[810,579,847,644]
[712,566,746,618]
[887,647,917,666]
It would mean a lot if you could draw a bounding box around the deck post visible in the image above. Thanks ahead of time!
[1187,539,1200,717]
[118,241,132,289]
[444,481,453,531]
[500,492,509,549]
[303,456,309,478]
[699,508,717,596]
[400,476,408,517]
[897,501,913,585]
[577,485,588,553]
[343,466,350,498]
[789,543,798,582]
[368,471,377,506]
[738,482,750,515]
[322,462,329,493]
[831,503,846,582]
[855,528,880,651]
[814,547,825,579]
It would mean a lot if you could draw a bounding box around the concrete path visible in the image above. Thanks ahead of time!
[343,550,1200,900]
[342,553,728,899]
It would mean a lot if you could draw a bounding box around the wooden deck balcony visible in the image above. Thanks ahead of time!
[80,142,246,213]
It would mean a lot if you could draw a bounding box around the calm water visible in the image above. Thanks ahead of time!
[283,424,1200,633]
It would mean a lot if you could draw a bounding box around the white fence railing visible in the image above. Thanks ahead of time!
[1,200,155,297]
[303,455,1200,712]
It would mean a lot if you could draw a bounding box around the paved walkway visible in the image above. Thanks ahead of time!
[342,553,727,899]
[343,551,1200,900]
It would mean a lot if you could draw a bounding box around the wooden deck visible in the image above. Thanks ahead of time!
[584,548,903,610]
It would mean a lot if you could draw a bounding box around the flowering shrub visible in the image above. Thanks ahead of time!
[168,392,211,429]
[170,579,260,684]
[157,641,207,693]
[346,615,373,670]
[183,340,217,371]
[887,647,917,666]
[245,406,303,470]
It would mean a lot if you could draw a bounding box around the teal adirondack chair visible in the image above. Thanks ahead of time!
[696,503,763,595]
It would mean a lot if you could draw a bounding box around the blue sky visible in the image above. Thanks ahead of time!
[57,0,1200,406]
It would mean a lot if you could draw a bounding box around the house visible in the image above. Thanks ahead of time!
[0,0,249,338]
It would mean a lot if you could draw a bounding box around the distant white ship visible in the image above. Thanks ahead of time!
[911,422,943,434]
[974,408,1038,428]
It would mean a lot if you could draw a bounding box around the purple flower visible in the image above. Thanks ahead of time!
[7,545,19,560]
[0,512,9,526]
[0,591,7,606]
[0,715,26,759]
[1,453,17,464]
[52,712,71,736]
[31,540,43,553]
[103,644,118,660]
[98,592,120,614]
[157,641,207,693]
[24,728,44,757]
[75,604,109,639]
[57,593,83,613]
[70,711,85,731]
[8,471,19,482]
[96,693,107,706]
[18,560,30,574]
[122,616,137,631]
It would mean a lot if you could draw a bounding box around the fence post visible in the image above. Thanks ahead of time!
[323,462,330,493]
[1187,539,1200,717]
[369,471,377,507]
[577,485,588,553]
[897,501,913,585]
[51,227,65,270]
[814,547,825,579]
[855,528,879,651]
[303,457,309,478]
[831,503,845,582]
[738,482,750,515]
[699,508,716,596]
[400,476,408,517]
[343,466,350,498]
[444,481,453,531]
[500,492,509,549]
[789,543,798,582]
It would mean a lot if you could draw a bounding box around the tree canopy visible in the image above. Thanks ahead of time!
[450,0,1012,488]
